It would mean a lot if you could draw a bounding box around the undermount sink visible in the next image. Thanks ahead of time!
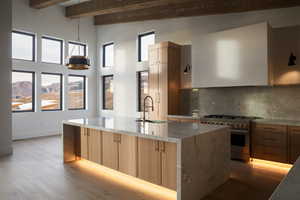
[135,119,167,124]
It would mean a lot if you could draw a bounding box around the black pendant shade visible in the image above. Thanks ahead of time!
[288,53,297,66]
[66,56,90,70]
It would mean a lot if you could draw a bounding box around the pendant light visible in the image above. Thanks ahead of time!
[66,0,90,70]
[288,53,297,66]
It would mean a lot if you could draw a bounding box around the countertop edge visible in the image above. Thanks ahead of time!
[63,121,229,143]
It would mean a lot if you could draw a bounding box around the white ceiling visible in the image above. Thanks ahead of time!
[60,0,90,7]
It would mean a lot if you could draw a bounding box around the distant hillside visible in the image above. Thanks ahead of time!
[12,81,83,98]
[12,81,32,98]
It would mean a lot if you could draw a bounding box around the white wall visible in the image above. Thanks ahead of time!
[12,0,97,140]
[97,6,300,118]
[0,0,13,156]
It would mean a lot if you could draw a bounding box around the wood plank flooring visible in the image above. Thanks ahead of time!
[0,136,288,200]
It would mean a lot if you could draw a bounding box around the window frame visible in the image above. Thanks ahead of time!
[102,75,114,110]
[68,41,87,57]
[102,42,114,68]
[68,74,86,111]
[41,36,64,65]
[138,31,155,62]
[12,70,35,113]
[137,71,149,112]
[41,72,63,112]
[12,30,36,62]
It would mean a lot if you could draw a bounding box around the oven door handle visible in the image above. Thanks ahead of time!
[231,130,248,134]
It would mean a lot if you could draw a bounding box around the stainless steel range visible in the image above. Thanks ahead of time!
[200,115,258,162]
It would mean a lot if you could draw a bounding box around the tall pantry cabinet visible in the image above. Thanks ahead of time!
[148,42,181,120]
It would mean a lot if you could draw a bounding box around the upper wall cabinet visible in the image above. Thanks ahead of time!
[192,22,271,88]
[271,26,300,85]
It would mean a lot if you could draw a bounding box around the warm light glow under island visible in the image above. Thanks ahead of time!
[62,117,230,200]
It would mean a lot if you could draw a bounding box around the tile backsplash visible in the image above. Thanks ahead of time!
[179,85,300,120]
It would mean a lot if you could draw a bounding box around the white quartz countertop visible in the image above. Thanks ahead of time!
[63,116,228,143]
[270,157,300,200]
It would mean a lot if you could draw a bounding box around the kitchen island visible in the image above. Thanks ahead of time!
[62,117,230,200]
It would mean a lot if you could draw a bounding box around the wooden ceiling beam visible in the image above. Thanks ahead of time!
[30,0,69,9]
[66,0,194,18]
[94,0,300,25]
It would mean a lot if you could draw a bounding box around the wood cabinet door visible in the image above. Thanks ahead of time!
[88,129,102,164]
[289,126,300,164]
[161,142,177,191]
[252,123,288,163]
[102,131,119,170]
[80,127,89,160]
[118,134,137,177]
[138,138,162,185]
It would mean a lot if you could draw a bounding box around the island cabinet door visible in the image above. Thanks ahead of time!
[80,128,89,160]
[161,141,177,191]
[88,129,102,164]
[102,131,119,170]
[118,134,138,177]
[138,138,162,185]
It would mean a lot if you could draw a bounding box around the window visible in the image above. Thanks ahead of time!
[12,71,35,112]
[137,71,149,111]
[102,75,113,110]
[41,73,63,111]
[69,42,87,57]
[12,31,35,61]
[68,75,86,110]
[42,36,63,64]
[102,43,114,67]
[138,32,155,62]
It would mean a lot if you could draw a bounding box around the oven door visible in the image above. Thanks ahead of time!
[231,130,250,161]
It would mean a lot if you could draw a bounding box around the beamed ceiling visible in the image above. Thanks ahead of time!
[30,0,300,25]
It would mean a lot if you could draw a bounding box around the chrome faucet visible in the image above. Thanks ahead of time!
[143,96,154,122]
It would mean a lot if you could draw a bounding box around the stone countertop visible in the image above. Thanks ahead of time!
[269,157,300,200]
[254,119,300,127]
[63,116,228,143]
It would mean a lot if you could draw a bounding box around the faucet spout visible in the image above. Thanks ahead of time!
[143,96,154,122]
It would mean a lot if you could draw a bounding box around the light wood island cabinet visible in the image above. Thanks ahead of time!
[102,131,119,170]
[63,118,230,200]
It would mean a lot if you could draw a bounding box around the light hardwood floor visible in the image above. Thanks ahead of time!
[0,136,287,200]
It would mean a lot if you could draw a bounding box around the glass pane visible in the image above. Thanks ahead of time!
[69,43,86,56]
[12,71,34,112]
[103,76,113,110]
[104,44,114,67]
[42,37,62,64]
[139,71,149,111]
[68,76,85,109]
[12,32,34,61]
[41,74,62,110]
[140,33,155,62]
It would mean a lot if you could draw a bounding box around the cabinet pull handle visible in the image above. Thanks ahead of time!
[155,141,159,151]
[161,142,166,152]
[119,135,121,144]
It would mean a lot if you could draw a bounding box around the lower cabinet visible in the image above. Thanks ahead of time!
[102,131,138,176]
[138,138,177,190]
[138,138,162,185]
[102,131,119,170]
[288,126,300,164]
[118,134,138,177]
[251,123,288,163]
[80,129,176,190]
[80,128,102,164]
